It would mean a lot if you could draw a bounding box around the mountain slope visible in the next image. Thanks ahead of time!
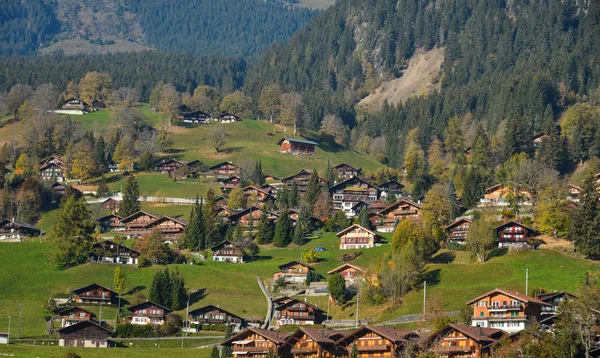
[0,0,60,55]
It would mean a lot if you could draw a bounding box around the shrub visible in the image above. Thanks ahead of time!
[445,242,467,251]
[63,352,82,358]
[115,323,156,338]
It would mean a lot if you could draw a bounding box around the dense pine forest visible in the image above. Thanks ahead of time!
[123,0,316,57]
[0,0,60,55]
[0,52,246,100]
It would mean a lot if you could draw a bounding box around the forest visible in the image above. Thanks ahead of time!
[0,0,60,55]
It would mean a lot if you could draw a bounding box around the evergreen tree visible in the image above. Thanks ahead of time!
[118,175,141,217]
[573,173,600,259]
[148,268,167,306]
[256,206,274,244]
[211,347,220,358]
[222,325,234,358]
[137,152,155,172]
[254,160,265,186]
[273,209,293,247]
[184,196,204,251]
[94,136,106,173]
[170,267,187,310]
[96,176,111,198]
[225,224,234,242]
[51,194,95,269]
[327,273,346,304]
[292,203,312,246]
[325,160,334,185]
[304,170,321,207]
[277,187,289,209]
[461,169,484,209]
[357,208,372,230]
[203,190,222,249]
[288,182,299,208]
[447,179,459,219]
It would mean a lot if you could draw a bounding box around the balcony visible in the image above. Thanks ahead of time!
[488,304,522,311]
[439,345,473,353]
[350,345,389,352]
[291,347,318,354]
[473,315,534,321]
[233,346,269,353]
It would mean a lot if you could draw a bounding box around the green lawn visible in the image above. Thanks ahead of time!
[55,104,163,132]
[0,344,212,358]
[101,172,222,198]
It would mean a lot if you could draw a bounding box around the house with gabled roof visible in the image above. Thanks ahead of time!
[229,206,263,227]
[210,162,240,178]
[216,112,241,123]
[375,199,422,232]
[467,288,550,333]
[567,183,582,202]
[332,163,361,182]
[327,263,376,287]
[142,216,187,240]
[444,218,472,245]
[216,206,238,224]
[287,327,347,357]
[156,159,204,178]
[242,186,276,207]
[55,99,89,115]
[181,110,211,124]
[56,306,96,328]
[278,137,318,156]
[335,325,420,358]
[91,240,140,264]
[0,218,41,241]
[495,221,536,249]
[281,169,327,193]
[428,323,507,357]
[189,305,244,331]
[273,261,313,284]
[121,211,162,231]
[273,296,325,328]
[537,291,577,317]
[72,284,118,305]
[128,301,171,325]
[58,320,111,348]
[96,214,125,233]
[478,184,533,208]
[336,224,381,250]
[221,328,290,358]
[221,176,242,191]
[329,176,379,216]
[378,179,404,196]
[212,240,244,263]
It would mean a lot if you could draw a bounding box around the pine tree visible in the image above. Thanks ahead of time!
[304,170,321,207]
[222,326,234,358]
[184,196,204,251]
[256,206,274,244]
[273,210,293,247]
[52,194,95,269]
[118,175,141,217]
[211,346,220,358]
[149,268,167,306]
[203,190,222,249]
[447,179,459,219]
[289,182,299,208]
[574,173,600,259]
[225,224,234,242]
[358,208,372,230]
[96,176,111,198]
[170,267,187,310]
[325,160,334,185]
[278,187,289,209]
[94,136,106,173]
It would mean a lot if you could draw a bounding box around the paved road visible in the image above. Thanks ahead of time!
[256,277,274,329]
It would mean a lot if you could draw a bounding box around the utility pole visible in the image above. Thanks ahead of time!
[17,303,22,339]
[99,300,103,324]
[7,316,11,344]
[182,292,190,349]
[423,281,427,320]
[525,269,529,296]
[355,287,359,327]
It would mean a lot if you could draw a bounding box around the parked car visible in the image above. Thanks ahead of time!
[314,247,326,251]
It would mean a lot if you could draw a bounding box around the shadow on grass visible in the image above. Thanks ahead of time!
[419,269,441,287]
[125,285,145,295]
[249,255,274,262]
[488,248,508,260]
[430,251,456,264]
[221,146,245,154]
[189,288,207,305]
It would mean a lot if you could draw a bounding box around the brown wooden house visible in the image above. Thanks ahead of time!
[336,224,381,250]
[156,159,204,178]
[281,169,327,193]
[376,199,422,232]
[444,218,472,245]
[142,216,187,240]
[58,320,111,348]
[495,221,536,249]
[327,263,376,287]
[332,164,361,182]
[217,112,242,123]
[378,180,404,196]
[221,328,290,358]
[101,198,120,211]
[216,207,238,224]
[221,176,242,191]
[96,214,125,233]
[278,138,318,156]
[181,110,211,124]
[40,162,68,182]
[273,261,313,284]
[72,284,118,305]
[210,162,241,178]
[91,240,140,264]
[0,219,41,241]
[212,240,245,263]
[128,301,171,325]
[189,305,244,331]
[273,296,325,328]
[51,182,69,196]
[537,291,577,317]
[336,325,420,358]
[468,288,550,334]
[60,98,88,111]
[121,211,162,232]
[428,324,507,358]
[567,184,582,202]
[229,206,263,227]
[57,306,96,328]
[243,186,276,207]
[329,177,379,215]
[287,327,347,358]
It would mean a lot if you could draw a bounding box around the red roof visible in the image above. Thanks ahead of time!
[466,288,550,306]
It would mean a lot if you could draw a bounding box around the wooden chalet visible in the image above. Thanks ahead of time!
[495,221,536,249]
[58,320,111,348]
[468,288,550,334]
[72,284,118,305]
[182,110,211,124]
[260,184,278,195]
[128,301,171,325]
[287,328,347,358]
[478,184,532,208]
[273,296,325,328]
[96,214,125,233]
[444,218,472,245]
[336,224,381,250]
[537,291,577,317]
[243,186,276,207]
[221,176,242,191]
[332,164,361,182]
[229,206,263,227]
[142,215,187,240]
[329,177,379,215]
[336,325,420,358]
[348,201,370,218]
[378,180,404,196]
[61,98,88,110]
[216,206,238,224]
[278,137,318,156]
[327,263,375,287]
[51,182,69,196]
[0,219,41,241]
[273,261,313,284]
[156,159,203,178]
[56,306,96,327]
[221,328,290,358]
[210,162,240,178]
[101,197,120,211]
[91,100,105,109]
[215,195,229,208]
[375,199,422,232]
[40,161,68,182]
[428,324,507,358]
[189,305,244,331]
[212,240,245,263]
[120,211,161,234]
[567,184,582,202]
[217,112,241,123]
[92,240,140,264]
[281,169,327,193]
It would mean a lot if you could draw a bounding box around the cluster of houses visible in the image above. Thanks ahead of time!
[177,104,242,125]
[96,210,187,242]
[52,98,105,116]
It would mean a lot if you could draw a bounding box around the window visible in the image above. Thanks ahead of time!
[492,301,499,307]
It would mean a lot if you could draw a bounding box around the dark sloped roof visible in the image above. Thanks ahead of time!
[277,137,319,146]
[278,261,311,270]
[466,288,550,306]
[188,305,244,321]
[209,161,239,170]
[72,283,117,295]
[0,219,39,231]
[222,328,290,346]
[430,324,505,344]
[328,176,379,192]
[127,301,171,313]
[336,325,418,345]
[58,319,111,334]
